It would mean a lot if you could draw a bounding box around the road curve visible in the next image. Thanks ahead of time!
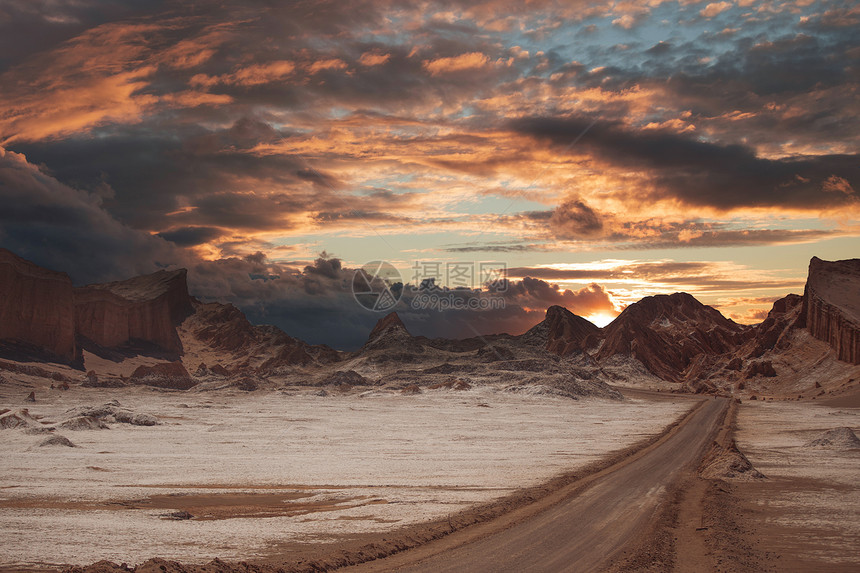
[346,397,727,573]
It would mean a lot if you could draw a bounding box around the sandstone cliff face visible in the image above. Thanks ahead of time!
[801,257,860,364]
[596,292,752,382]
[74,270,193,354]
[0,249,76,362]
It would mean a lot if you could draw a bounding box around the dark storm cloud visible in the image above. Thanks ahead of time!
[13,121,357,233]
[549,198,604,239]
[679,31,855,100]
[511,116,859,212]
[498,278,614,315]
[157,226,227,247]
[0,147,185,284]
[185,250,615,349]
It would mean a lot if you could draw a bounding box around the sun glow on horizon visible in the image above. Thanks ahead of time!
[586,312,618,328]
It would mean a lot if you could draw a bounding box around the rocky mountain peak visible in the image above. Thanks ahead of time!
[368,312,409,339]
[523,305,601,356]
[597,291,751,382]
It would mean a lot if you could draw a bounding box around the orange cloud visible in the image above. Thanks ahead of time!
[161,91,234,108]
[154,24,234,70]
[0,68,158,145]
[823,175,855,195]
[306,58,348,74]
[611,14,638,28]
[358,52,391,66]
[423,52,490,75]
[701,2,733,18]
[0,22,162,144]
[191,60,297,87]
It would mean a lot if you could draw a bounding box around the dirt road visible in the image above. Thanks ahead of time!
[345,397,727,573]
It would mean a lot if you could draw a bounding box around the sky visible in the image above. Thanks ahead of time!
[0,0,858,349]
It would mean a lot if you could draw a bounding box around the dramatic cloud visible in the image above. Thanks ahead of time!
[499,279,616,316]
[185,251,616,348]
[549,198,605,239]
[0,147,184,283]
[511,116,860,214]
[0,0,857,344]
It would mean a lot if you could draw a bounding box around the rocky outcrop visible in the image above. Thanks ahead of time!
[801,257,860,364]
[129,361,195,390]
[362,312,423,352]
[0,408,38,429]
[183,302,339,371]
[0,250,193,361]
[522,305,601,356]
[0,359,74,382]
[323,370,372,386]
[699,439,765,480]
[74,269,193,354]
[596,292,752,382]
[365,312,410,346]
[744,360,777,378]
[742,294,803,359]
[804,427,860,449]
[0,249,77,362]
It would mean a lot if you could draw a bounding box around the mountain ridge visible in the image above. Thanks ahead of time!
[0,250,857,398]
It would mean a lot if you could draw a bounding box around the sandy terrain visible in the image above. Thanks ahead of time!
[0,383,689,570]
[733,399,860,571]
[344,398,727,573]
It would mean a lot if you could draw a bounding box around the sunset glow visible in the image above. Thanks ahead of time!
[586,313,619,329]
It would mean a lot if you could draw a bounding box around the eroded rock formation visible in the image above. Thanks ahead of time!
[129,361,195,390]
[596,292,752,382]
[742,294,803,359]
[0,249,77,362]
[801,257,860,364]
[362,311,425,355]
[74,269,193,354]
[524,305,601,356]
[182,302,339,371]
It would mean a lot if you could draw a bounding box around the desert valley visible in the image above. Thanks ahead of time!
[0,248,858,572]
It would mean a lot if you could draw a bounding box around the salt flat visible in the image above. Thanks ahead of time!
[735,401,860,569]
[0,385,688,569]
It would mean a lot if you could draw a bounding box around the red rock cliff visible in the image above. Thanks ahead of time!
[801,257,860,365]
[0,249,76,362]
[74,269,193,354]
